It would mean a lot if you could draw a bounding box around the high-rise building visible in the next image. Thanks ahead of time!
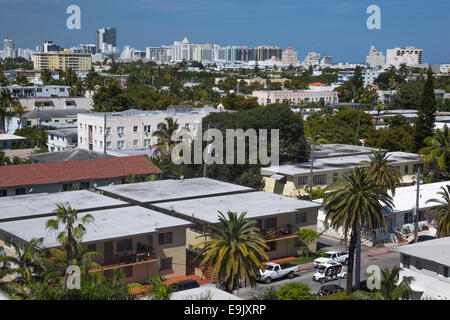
[96,27,117,53]
[304,52,332,67]
[254,46,282,61]
[3,38,14,51]
[171,37,194,62]
[2,38,16,59]
[386,46,423,67]
[146,46,170,62]
[33,52,92,71]
[366,45,385,69]
[282,47,298,66]
[44,41,61,53]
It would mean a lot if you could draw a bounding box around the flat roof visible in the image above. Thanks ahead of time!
[0,206,191,249]
[392,237,450,266]
[0,134,26,141]
[313,144,379,159]
[261,152,423,177]
[153,191,321,224]
[0,190,127,222]
[97,177,253,204]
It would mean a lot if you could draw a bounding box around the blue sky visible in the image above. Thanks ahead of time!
[1,0,449,63]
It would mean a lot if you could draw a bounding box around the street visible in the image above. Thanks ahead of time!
[233,235,402,299]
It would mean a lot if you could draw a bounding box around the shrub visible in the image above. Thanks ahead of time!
[275,283,316,300]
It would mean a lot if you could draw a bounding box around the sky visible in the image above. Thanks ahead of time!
[0,0,449,63]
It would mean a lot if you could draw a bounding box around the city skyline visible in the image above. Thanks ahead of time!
[0,0,449,63]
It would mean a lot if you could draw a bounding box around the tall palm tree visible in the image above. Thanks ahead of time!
[323,167,394,295]
[0,238,44,299]
[366,266,414,300]
[419,125,450,175]
[194,211,269,293]
[425,185,450,237]
[0,88,16,133]
[360,150,403,196]
[45,203,94,267]
[151,117,179,155]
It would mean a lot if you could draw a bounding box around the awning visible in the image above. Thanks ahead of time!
[270,174,285,181]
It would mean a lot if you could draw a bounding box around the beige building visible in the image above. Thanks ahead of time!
[251,89,339,106]
[386,46,423,68]
[0,206,191,284]
[261,150,428,198]
[33,52,92,72]
[281,47,298,67]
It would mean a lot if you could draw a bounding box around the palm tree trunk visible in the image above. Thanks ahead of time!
[346,229,357,296]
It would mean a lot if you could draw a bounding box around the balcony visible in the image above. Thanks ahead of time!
[260,225,299,242]
[89,249,158,273]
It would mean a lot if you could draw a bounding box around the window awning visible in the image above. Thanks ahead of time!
[270,174,285,181]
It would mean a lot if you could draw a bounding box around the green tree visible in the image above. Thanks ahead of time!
[296,229,319,258]
[41,69,53,85]
[419,125,450,175]
[275,282,316,300]
[149,276,174,300]
[194,211,268,292]
[323,167,393,295]
[365,266,414,300]
[414,69,437,151]
[151,116,179,155]
[425,185,450,237]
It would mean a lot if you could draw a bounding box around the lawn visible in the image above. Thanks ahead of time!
[289,251,324,265]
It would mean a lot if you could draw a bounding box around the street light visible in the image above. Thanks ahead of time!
[411,169,423,243]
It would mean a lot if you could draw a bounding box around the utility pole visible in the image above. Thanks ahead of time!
[414,167,421,243]
[35,106,40,148]
[309,141,315,200]
[355,230,361,289]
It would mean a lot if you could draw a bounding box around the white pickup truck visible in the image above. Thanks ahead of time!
[314,251,349,268]
[258,263,299,284]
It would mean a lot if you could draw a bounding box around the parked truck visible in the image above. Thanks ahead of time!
[258,263,299,284]
[314,251,349,268]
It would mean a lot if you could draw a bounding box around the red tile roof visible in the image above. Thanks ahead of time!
[308,82,326,86]
[0,155,162,188]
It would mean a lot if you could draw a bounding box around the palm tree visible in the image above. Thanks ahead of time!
[425,185,450,237]
[194,211,269,293]
[45,203,94,268]
[366,266,414,300]
[360,150,403,196]
[151,117,179,155]
[0,238,44,299]
[419,125,450,175]
[0,88,16,133]
[323,167,394,295]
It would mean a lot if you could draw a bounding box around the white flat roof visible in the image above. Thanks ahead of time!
[97,178,253,203]
[0,190,127,222]
[392,237,450,266]
[388,181,450,214]
[0,206,191,249]
[0,134,26,141]
[261,152,423,176]
[154,191,321,224]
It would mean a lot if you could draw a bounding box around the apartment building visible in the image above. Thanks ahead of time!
[46,127,78,152]
[366,45,385,69]
[281,47,298,67]
[251,89,339,106]
[0,155,162,197]
[0,85,71,98]
[33,52,92,72]
[0,205,191,284]
[77,106,220,152]
[261,147,427,198]
[393,237,450,300]
[386,46,423,68]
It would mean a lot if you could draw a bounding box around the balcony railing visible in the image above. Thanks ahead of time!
[260,226,299,242]
[89,249,158,272]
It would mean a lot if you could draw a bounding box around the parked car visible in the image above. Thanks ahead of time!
[313,261,347,284]
[172,280,200,292]
[314,251,349,268]
[315,284,345,297]
[409,235,435,244]
[258,262,299,284]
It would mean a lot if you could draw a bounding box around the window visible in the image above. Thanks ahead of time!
[122,266,133,278]
[144,139,151,147]
[313,175,327,186]
[160,257,173,271]
[404,211,413,224]
[413,164,424,174]
[402,255,410,269]
[0,190,7,197]
[133,139,139,147]
[79,123,82,129]
[264,217,277,230]
[158,232,173,245]
[106,141,111,149]
[117,239,132,252]
[63,184,72,191]
[105,127,111,135]
[87,244,96,252]
[99,127,102,134]
[415,259,423,270]
[144,125,151,133]
[265,241,277,252]
[333,173,339,183]
[117,141,124,149]
[298,176,308,185]
[444,267,449,278]
[404,165,409,175]
[296,212,307,224]
[15,188,26,195]
[117,127,124,135]
[133,126,138,133]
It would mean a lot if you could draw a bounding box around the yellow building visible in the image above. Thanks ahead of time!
[33,52,92,72]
